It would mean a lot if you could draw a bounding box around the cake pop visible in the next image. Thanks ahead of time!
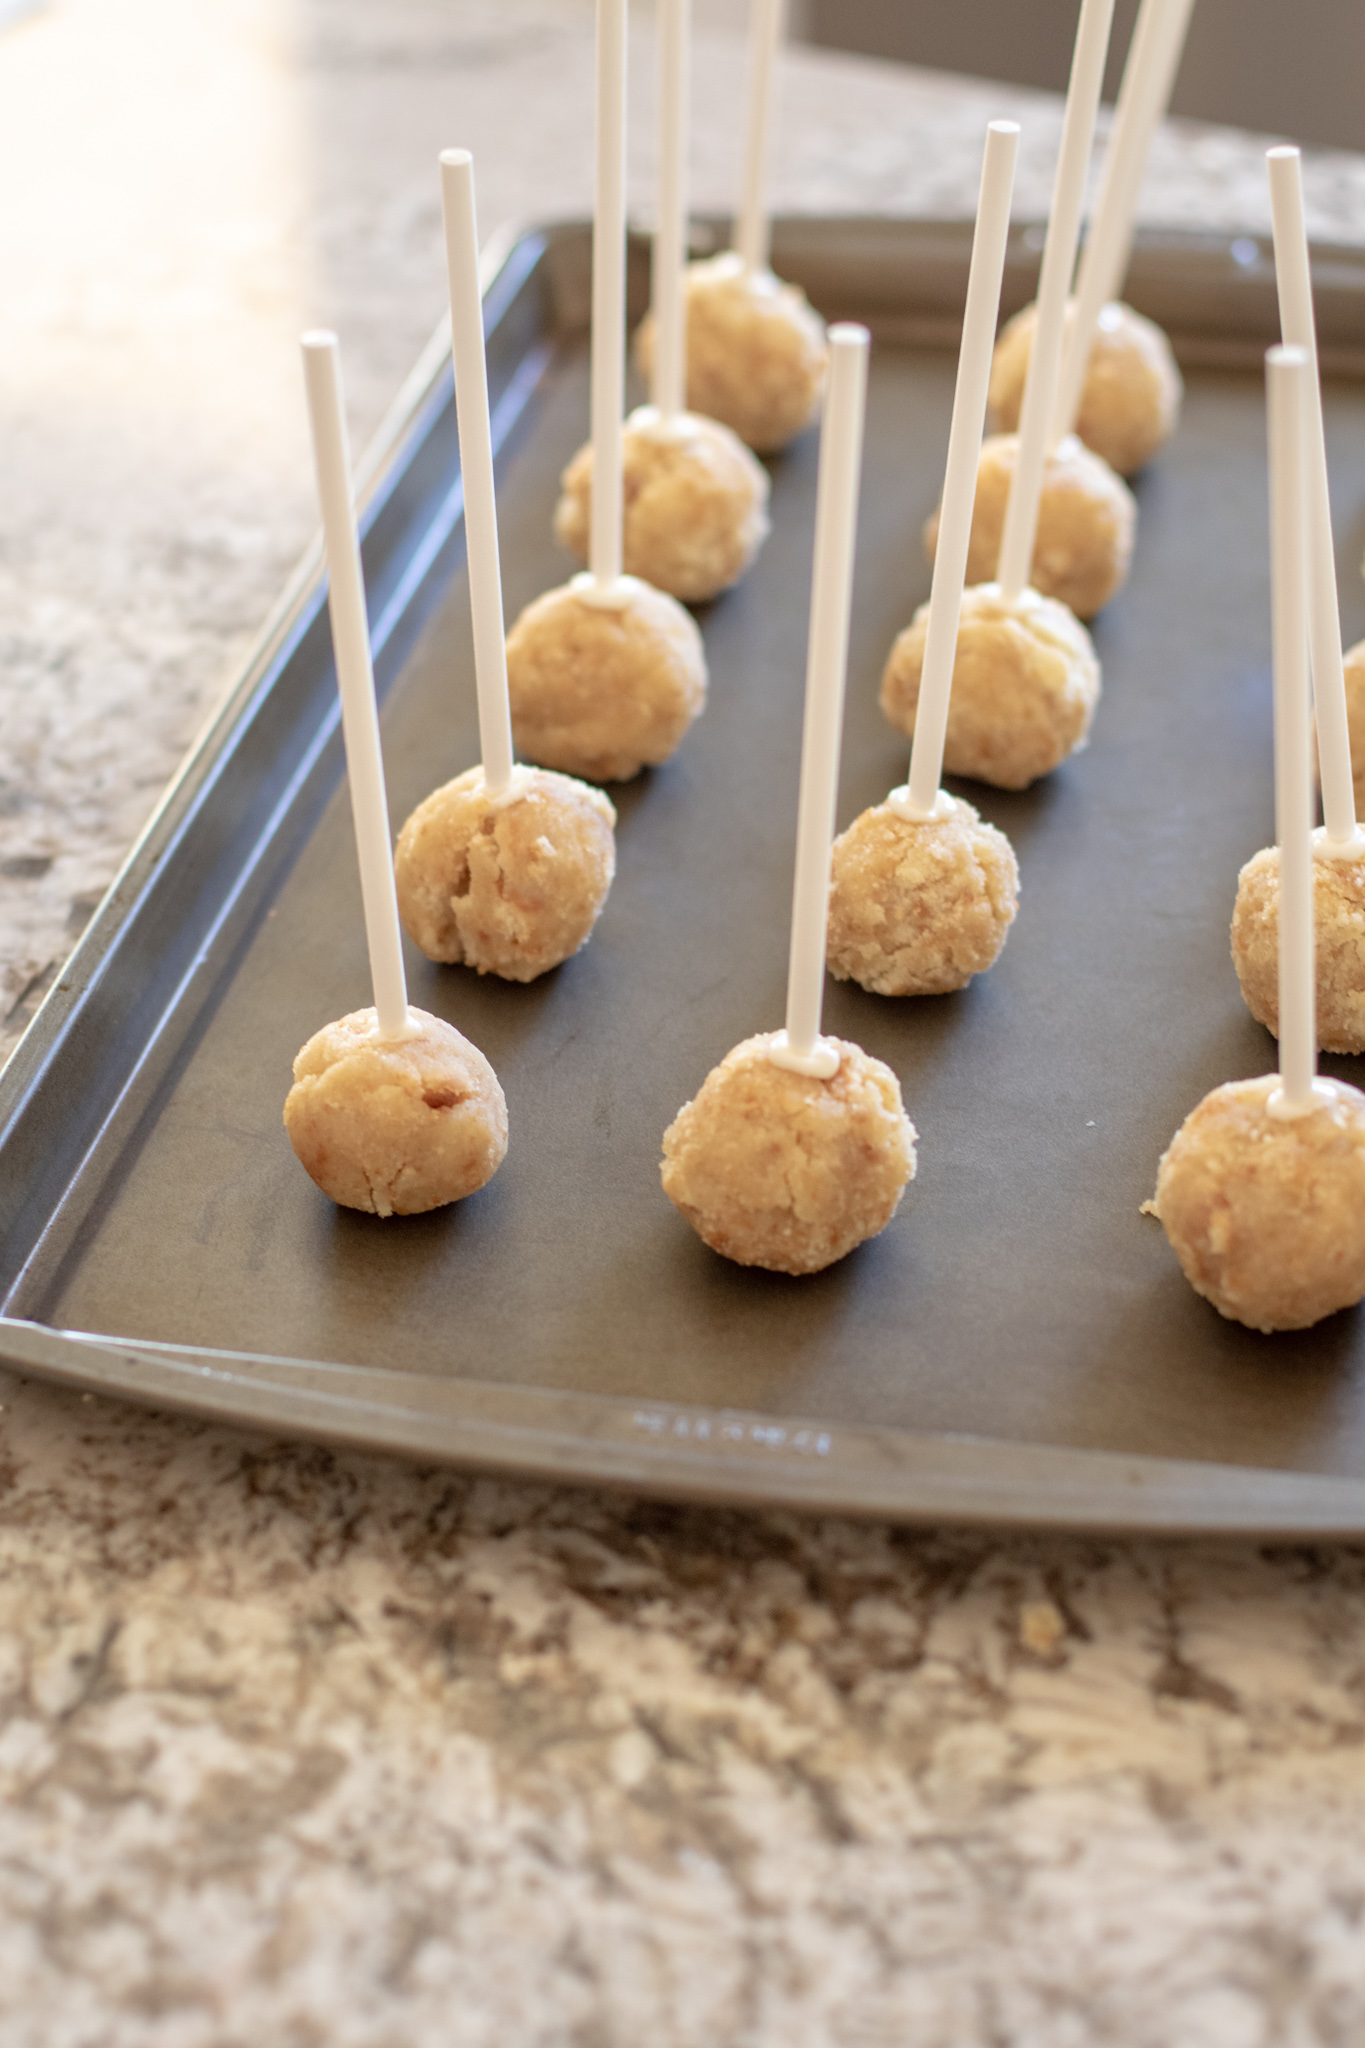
[632,0,826,453]
[396,764,615,981]
[1048,0,1196,472]
[1343,636,1365,810]
[1153,1073,1365,1331]
[924,0,1136,622]
[552,0,768,604]
[1231,837,1365,1054]
[288,332,507,1216]
[506,0,707,778]
[880,580,1099,790]
[988,298,1182,477]
[829,122,1022,998]
[1152,346,1365,1331]
[285,1009,508,1218]
[634,254,826,455]
[1228,148,1365,1054]
[662,1033,915,1273]
[925,428,1134,622]
[396,152,617,976]
[662,326,916,1274]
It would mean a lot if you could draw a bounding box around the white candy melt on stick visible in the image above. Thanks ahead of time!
[1053,0,1196,442]
[997,0,1116,602]
[651,0,690,422]
[301,332,412,1042]
[589,0,627,587]
[735,0,784,277]
[440,151,516,798]
[1267,145,1362,855]
[900,122,1019,819]
[1266,344,1329,1119]
[771,324,870,1079]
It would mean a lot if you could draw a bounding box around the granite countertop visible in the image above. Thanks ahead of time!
[5,2,1365,2039]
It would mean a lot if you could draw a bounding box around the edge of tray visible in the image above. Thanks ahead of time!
[7,1316,1365,1536]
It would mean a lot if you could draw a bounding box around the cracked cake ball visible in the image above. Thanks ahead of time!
[1230,837,1365,1053]
[880,582,1100,789]
[633,253,828,453]
[827,792,1019,996]
[1342,636,1365,813]
[553,405,770,604]
[988,299,1183,477]
[923,431,1135,620]
[660,1032,917,1275]
[394,763,615,982]
[284,1006,507,1217]
[504,574,706,782]
[1151,1074,1365,1331]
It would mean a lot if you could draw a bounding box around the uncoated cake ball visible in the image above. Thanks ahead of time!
[1152,1073,1365,1331]
[504,575,706,782]
[394,763,615,982]
[1230,838,1365,1053]
[1342,636,1365,813]
[827,793,1019,996]
[923,431,1135,619]
[880,582,1100,789]
[633,254,828,453]
[660,1032,917,1275]
[284,1006,508,1217]
[554,405,770,603]
[989,299,1182,477]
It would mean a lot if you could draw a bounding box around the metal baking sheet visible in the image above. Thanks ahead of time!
[6,215,1365,1534]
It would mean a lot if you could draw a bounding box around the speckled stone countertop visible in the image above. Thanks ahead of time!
[6,3,1365,2040]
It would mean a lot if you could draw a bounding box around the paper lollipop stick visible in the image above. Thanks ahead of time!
[771,323,870,1078]
[589,0,627,586]
[440,150,516,799]
[1267,145,1362,854]
[1053,0,1196,443]
[1266,344,1329,1118]
[735,0,785,277]
[901,121,1019,819]
[650,0,690,422]
[997,0,1116,603]
[301,331,411,1042]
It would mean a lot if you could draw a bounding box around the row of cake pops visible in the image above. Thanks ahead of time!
[276,0,1194,1243]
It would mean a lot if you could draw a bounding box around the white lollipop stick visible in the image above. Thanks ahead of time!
[590,0,627,586]
[301,333,412,1042]
[901,122,1019,819]
[735,0,785,277]
[771,325,870,1080]
[998,0,1116,603]
[1266,345,1327,1120]
[1053,0,1196,442]
[651,0,690,422]
[1267,146,1361,854]
[440,151,516,798]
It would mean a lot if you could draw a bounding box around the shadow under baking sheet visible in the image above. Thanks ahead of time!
[13,219,1365,1505]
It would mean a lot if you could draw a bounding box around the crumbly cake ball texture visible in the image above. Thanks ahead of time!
[394,764,616,982]
[988,299,1183,477]
[660,1032,917,1275]
[504,576,706,782]
[1152,1074,1365,1332]
[880,582,1100,789]
[924,431,1136,620]
[284,1006,508,1217]
[827,793,1019,996]
[553,408,770,604]
[1343,637,1365,813]
[633,255,828,452]
[1230,840,1365,1054]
